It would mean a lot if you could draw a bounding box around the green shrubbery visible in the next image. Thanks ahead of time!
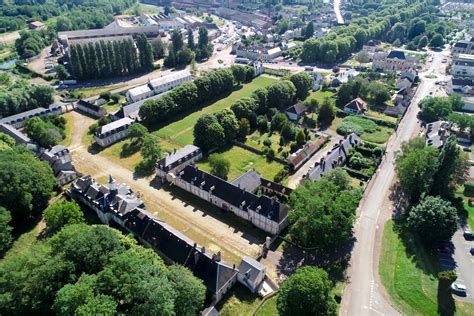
[337,116,380,136]
[464,182,474,197]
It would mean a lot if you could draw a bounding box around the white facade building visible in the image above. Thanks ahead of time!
[95,117,134,147]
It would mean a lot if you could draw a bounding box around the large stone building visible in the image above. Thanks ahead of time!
[0,104,63,128]
[452,53,474,78]
[95,117,134,147]
[156,145,203,179]
[452,38,474,56]
[372,50,419,72]
[126,70,192,103]
[39,145,77,186]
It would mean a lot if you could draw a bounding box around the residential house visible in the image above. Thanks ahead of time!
[425,121,450,148]
[343,98,367,115]
[385,87,412,116]
[39,145,77,186]
[237,257,266,293]
[396,77,412,90]
[400,69,417,83]
[332,69,359,86]
[0,104,63,128]
[95,117,134,147]
[372,50,419,72]
[285,103,308,121]
[304,133,361,182]
[68,175,239,303]
[29,21,45,30]
[169,165,289,235]
[76,100,107,118]
[449,77,474,93]
[156,144,203,180]
[452,53,474,78]
[288,136,328,171]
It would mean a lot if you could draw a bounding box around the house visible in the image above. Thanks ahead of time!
[372,50,419,72]
[237,257,266,293]
[425,121,450,148]
[396,78,412,90]
[95,117,134,147]
[28,21,45,30]
[68,175,239,304]
[39,145,77,186]
[343,98,367,115]
[400,69,417,83]
[288,136,328,170]
[169,165,289,235]
[332,69,359,86]
[0,104,63,128]
[76,100,107,118]
[449,77,474,93]
[304,133,361,182]
[148,70,192,94]
[452,53,474,78]
[126,85,154,103]
[285,103,308,121]
[156,145,203,180]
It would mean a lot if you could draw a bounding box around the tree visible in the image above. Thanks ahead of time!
[209,153,230,180]
[231,65,246,84]
[177,47,195,66]
[238,118,251,138]
[252,87,268,114]
[419,97,452,122]
[355,51,370,63]
[271,112,289,131]
[140,134,162,162]
[318,98,335,127]
[288,173,361,249]
[128,123,148,145]
[214,109,239,143]
[407,195,458,243]
[171,29,183,54]
[418,36,428,49]
[44,201,84,235]
[295,129,306,145]
[290,72,313,100]
[53,274,102,316]
[0,132,15,150]
[194,114,226,152]
[136,33,154,72]
[168,265,206,316]
[430,33,444,47]
[304,21,314,39]
[266,80,296,109]
[0,206,12,255]
[187,28,195,51]
[449,93,464,111]
[151,38,165,59]
[231,97,257,126]
[395,140,439,201]
[0,148,56,221]
[277,266,337,316]
[55,64,70,80]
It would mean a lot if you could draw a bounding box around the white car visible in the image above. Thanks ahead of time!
[451,283,467,296]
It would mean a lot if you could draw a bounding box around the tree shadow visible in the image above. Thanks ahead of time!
[120,141,140,158]
[437,281,456,316]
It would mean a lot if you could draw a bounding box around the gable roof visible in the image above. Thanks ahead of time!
[231,169,262,193]
[344,97,367,112]
[156,145,202,173]
[285,103,308,116]
[96,117,134,138]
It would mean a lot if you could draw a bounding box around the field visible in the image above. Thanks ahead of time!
[60,112,74,147]
[304,90,335,104]
[216,284,262,316]
[153,76,277,148]
[196,146,285,181]
[379,221,474,316]
[256,296,278,316]
[244,130,290,159]
[456,186,474,229]
[70,83,127,98]
[361,127,393,144]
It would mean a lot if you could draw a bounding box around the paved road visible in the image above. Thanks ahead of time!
[340,50,446,316]
[334,0,345,25]
[452,229,474,302]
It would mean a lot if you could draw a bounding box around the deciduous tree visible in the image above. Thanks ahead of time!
[209,153,230,180]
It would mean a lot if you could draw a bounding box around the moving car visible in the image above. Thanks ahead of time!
[451,283,467,296]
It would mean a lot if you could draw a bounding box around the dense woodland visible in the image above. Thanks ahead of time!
[0,80,54,118]
[70,34,154,80]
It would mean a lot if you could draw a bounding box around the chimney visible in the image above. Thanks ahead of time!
[216,251,221,262]
[201,246,206,253]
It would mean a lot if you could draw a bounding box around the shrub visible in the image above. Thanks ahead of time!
[337,116,380,136]
[464,182,474,197]
[263,138,272,147]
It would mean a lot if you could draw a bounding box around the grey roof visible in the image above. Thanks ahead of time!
[238,256,266,286]
[156,145,201,173]
[0,105,61,125]
[0,123,31,144]
[231,170,262,193]
[58,25,161,41]
[285,103,308,116]
[114,91,170,120]
[96,117,134,138]
[306,133,361,181]
[387,50,406,60]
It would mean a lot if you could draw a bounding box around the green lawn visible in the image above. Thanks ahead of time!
[60,112,74,147]
[256,296,278,316]
[216,284,262,316]
[365,110,398,123]
[245,131,289,159]
[456,186,474,229]
[304,90,335,104]
[71,84,127,98]
[153,76,277,148]
[361,127,393,144]
[379,220,474,316]
[196,146,285,181]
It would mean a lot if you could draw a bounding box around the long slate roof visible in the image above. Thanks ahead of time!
[178,165,288,223]
[156,144,202,173]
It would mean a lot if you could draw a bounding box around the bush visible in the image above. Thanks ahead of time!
[263,138,272,147]
[337,116,380,136]
[464,182,474,197]
[99,91,111,101]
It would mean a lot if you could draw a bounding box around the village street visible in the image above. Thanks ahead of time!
[68,111,263,264]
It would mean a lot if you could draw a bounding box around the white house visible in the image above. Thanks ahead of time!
[126,85,154,103]
[95,117,134,147]
[237,257,266,293]
[343,98,367,115]
[149,70,193,94]
[452,53,474,78]
[156,145,202,179]
[285,103,308,121]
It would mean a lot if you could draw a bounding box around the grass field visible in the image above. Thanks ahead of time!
[456,186,474,229]
[245,130,289,159]
[71,84,127,98]
[379,220,474,316]
[153,76,277,148]
[216,284,262,316]
[304,90,335,104]
[60,112,74,147]
[196,146,285,181]
[361,127,393,144]
[256,296,278,316]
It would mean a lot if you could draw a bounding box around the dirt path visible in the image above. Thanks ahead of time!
[68,112,262,263]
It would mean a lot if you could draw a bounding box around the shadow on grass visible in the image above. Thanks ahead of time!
[437,282,456,316]
[120,141,140,158]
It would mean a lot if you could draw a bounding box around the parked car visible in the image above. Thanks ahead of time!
[451,283,467,296]
[463,147,472,152]
[464,228,474,240]
[470,247,474,255]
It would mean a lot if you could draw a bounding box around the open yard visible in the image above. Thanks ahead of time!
[196,146,285,181]
[216,284,262,316]
[153,76,277,148]
[304,90,335,104]
[70,83,127,98]
[379,221,474,316]
[256,296,278,316]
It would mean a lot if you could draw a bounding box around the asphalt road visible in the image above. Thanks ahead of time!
[451,229,474,302]
[340,50,446,316]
